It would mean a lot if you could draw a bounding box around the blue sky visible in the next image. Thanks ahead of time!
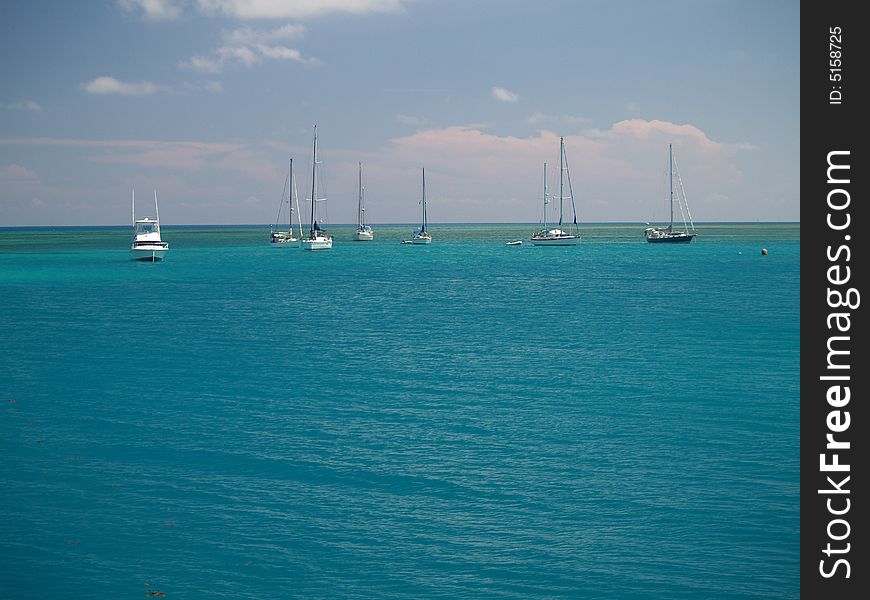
[0,0,799,226]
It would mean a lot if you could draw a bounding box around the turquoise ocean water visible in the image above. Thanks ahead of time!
[1,223,799,598]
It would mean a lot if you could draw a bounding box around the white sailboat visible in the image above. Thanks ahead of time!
[531,136,580,246]
[644,143,696,243]
[270,157,300,246]
[407,167,431,244]
[353,161,374,241]
[130,188,169,261]
[301,125,333,251]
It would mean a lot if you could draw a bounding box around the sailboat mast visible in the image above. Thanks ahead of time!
[669,143,674,231]
[287,156,293,230]
[422,168,427,232]
[154,190,160,236]
[132,188,135,227]
[559,137,565,228]
[358,161,363,228]
[310,125,317,234]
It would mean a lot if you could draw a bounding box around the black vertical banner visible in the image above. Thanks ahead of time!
[801,2,867,597]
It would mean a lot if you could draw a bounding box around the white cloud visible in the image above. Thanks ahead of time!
[218,45,262,67]
[491,86,519,103]
[182,43,318,72]
[181,21,319,73]
[603,119,724,154]
[118,0,181,20]
[195,0,406,19]
[223,23,305,45]
[119,0,408,21]
[184,56,222,73]
[82,76,166,96]
[357,119,752,222]
[1,99,43,112]
[255,43,319,65]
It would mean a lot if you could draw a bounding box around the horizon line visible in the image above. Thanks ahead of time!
[1,220,801,229]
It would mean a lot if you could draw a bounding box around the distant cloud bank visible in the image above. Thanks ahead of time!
[0,118,762,224]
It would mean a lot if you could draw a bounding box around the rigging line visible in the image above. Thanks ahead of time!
[564,148,579,229]
[670,149,689,230]
[274,171,289,227]
[675,171,689,229]
[292,170,304,241]
[671,153,696,232]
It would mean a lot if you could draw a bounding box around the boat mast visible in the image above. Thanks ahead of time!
[154,189,160,236]
[559,136,565,229]
[309,125,317,236]
[668,143,673,232]
[287,156,293,231]
[132,188,135,227]
[358,161,363,228]
[422,167,427,233]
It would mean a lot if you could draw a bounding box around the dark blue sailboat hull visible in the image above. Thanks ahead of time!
[646,233,695,243]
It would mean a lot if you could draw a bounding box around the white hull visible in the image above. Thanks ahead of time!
[130,247,168,261]
[302,237,333,250]
[270,238,298,246]
[530,235,579,246]
[353,230,374,241]
[411,235,431,244]
[130,192,168,261]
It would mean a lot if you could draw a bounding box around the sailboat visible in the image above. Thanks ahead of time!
[644,143,696,243]
[407,168,431,244]
[353,161,374,241]
[270,157,300,246]
[531,136,580,246]
[301,125,334,251]
[130,188,169,261]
